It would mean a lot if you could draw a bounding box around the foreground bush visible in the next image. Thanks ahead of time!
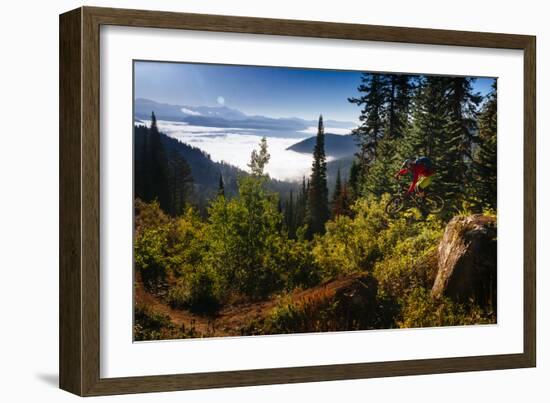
[312,196,389,278]
[134,225,170,289]
[373,213,443,299]
[205,178,286,299]
[167,265,224,314]
[398,287,495,328]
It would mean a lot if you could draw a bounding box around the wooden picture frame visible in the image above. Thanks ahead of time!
[59,6,536,396]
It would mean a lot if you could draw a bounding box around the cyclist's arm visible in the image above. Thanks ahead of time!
[395,168,408,177]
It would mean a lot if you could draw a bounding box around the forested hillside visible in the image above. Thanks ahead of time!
[134,117,299,214]
[286,133,358,158]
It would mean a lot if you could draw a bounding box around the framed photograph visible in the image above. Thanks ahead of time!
[59,6,536,396]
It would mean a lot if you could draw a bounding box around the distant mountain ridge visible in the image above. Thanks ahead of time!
[135,98,356,134]
[286,134,359,159]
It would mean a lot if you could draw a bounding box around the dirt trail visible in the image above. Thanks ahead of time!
[135,273,365,337]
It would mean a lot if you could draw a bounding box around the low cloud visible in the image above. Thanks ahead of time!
[155,120,329,181]
[181,107,202,116]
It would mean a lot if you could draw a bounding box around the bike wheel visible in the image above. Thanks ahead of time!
[385,196,405,216]
[424,195,444,213]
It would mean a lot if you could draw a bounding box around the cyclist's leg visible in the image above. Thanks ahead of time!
[417,175,432,197]
[419,175,432,189]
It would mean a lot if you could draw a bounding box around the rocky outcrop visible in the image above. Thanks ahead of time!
[431,215,497,311]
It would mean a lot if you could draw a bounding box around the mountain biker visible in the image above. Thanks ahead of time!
[394,157,434,197]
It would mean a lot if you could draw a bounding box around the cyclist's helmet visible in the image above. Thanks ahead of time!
[401,159,414,169]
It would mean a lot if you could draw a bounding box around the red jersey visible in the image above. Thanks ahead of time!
[397,164,434,193]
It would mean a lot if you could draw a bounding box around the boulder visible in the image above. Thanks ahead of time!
[431,215,497,311]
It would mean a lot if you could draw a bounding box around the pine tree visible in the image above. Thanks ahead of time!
[348,158,361,202]
[330,169,352,217]
[448,77,482,160]
[473,80,497,210]
[392,74,414,139]
[331,168,343,217]
[134,124,148,202]
[348,74,388,174]
[386,74,413,140]
[149,112,170,209]
[349,74,413,197]
[294,176,308,230]
[418,77,459,206]
[339,182,352,217]
[218,173,225,197]
[306,115,330,238]
[363,136,399,196]
[165,150,193,216]
[284,190,296,238]
[398,76,482,212]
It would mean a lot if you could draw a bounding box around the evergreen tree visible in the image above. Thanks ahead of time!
[446,77,482,205]
[386,74,413,140]
[348,158,361,202]
[348,74,387,173]
[134,124,148,202]
[294,176,308,231]
[349,74,413,197]
[448,77,482,161]
[217,173,225,197]
[165,150,193,216]
[149,112,170,209]
[331,168,343,217]
[404,77,452,196]
[284,190,296,238]
[401,76,446,158]
[330,169,352,217]
[306,115,330,238]
[395,75,415,134]
[339,182,352,217]
[363,136,399,196]
[472,81,497,210]
[332,168,342,204]
[399,76,482,212]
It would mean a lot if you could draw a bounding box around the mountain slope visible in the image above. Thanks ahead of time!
[286,134,358,159]
[134,124,298,209]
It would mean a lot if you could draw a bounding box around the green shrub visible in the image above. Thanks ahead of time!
[167,265,224,314]
[205,180,285,299]
[134,199,170,236]
[134,226,169,289]
[276,238,321,291]
[398,287,495,328]
[373,215,443,298]
[313,195,443,284]
[312,196,390,278]
[166,209,207,274]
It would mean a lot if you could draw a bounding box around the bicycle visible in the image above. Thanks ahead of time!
[385,180,445,216]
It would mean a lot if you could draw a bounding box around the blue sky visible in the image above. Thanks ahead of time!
[134,61,496,123]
